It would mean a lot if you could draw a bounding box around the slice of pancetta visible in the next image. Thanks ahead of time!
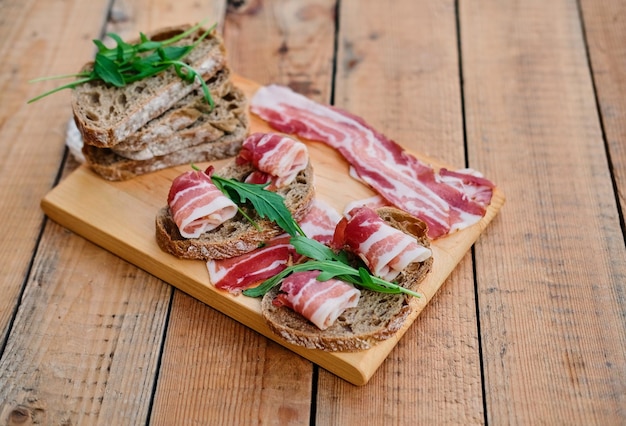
[250,84,495,239]
[332,206,432,281]
[168,166,238,239]
[272,270,361,330]
[206,198,342,293]
[237,132,308,188]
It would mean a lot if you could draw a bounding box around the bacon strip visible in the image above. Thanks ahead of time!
[168,167,238,239]
[250,84,495,239]
[332,207,432,281]
[206,199,341,293]
[237,132,308,188]
[207,236,292,294]
[272,270,361,330]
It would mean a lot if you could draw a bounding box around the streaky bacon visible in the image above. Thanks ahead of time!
[272,270,361,330]
[237,132,308,188]
[206,199,341,293]
[168,166,238,239]
[207,236,292,294]
[250,84,495,238]
[332,207,432,281]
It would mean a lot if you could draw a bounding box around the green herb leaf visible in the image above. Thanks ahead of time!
[28,19,217,107]
[211,175,305,238]
[242,259,421,298]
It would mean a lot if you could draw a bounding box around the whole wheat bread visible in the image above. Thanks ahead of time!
[72,24,227,148]
[82,97,248,181]
[260,206,433,352]
[155,161,316,260]
[111,67,240,159]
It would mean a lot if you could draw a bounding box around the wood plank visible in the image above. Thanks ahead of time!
[580,0,626,227]
[0,0,110,352]
[316,0,485,422]
[461,0,626,423]
[147,1,334,424]
[135,0,319,420]
[0,1,230,423]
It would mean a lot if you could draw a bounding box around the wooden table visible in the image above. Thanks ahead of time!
[1,0,625,424]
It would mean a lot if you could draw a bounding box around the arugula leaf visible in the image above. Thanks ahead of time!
[242,259,421,298]
[28,19,217,106]
[211,175,305,238]
[242,234,421,298]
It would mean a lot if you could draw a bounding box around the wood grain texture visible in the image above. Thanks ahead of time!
[315,0,485,423]
[223,0,337,102]
[461,0,626,423]
[0,220,172,425]
[0,1,229,424]
[0,0,110,355]
[580,0,626,226]
[151,0,329,419]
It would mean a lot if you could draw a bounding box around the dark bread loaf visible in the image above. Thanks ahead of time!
[260,206,433,352]
[155,161,316,260]
[72,25,227,148]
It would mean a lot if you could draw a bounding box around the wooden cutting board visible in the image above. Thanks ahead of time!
[41,75,505,386]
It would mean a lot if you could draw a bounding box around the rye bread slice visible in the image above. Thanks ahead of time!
[155,161,316,260]
[72,24,227,148]
[260,206,433,352]
[82,104,248,181]
[110,67,240,159]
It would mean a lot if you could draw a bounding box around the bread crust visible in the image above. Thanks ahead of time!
[260,207,433,352]
[155,161,316,260]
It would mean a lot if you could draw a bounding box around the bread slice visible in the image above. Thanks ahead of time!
[81,91,248,181]
[72,24,227,148]
[110,67,239,159]
[260,206,433,352]
[155,161,316,260]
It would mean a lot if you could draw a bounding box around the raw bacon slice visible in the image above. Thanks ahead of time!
[237,132,308,188]
[332,207,432,281]
[207,236,292,294]
[250,84,495,239]
[272,270,361,330]
[299,199,342,245]
[167,166,237,239]
[206,199,341,293]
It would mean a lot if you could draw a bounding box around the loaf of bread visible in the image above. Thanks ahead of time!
[260,206,433,352]
[72,25,227,148]
[155,161,316,260]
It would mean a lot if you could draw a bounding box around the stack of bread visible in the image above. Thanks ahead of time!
[71,25,248,181]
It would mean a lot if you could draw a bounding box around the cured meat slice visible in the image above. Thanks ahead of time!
[250,84,495,239]
[299,199,342,245]
[332,207,432,281]
[167,166,238,238]
[237,132,308,188]
[272,270,361,330]
[206,198,341,293]
[207,236,292,294]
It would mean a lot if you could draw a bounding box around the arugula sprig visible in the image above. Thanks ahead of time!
[210,174,306,238]
[28,20,217,108]
[242,235,421,298]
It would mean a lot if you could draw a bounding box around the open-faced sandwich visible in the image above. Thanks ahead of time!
[157,131,434,352]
